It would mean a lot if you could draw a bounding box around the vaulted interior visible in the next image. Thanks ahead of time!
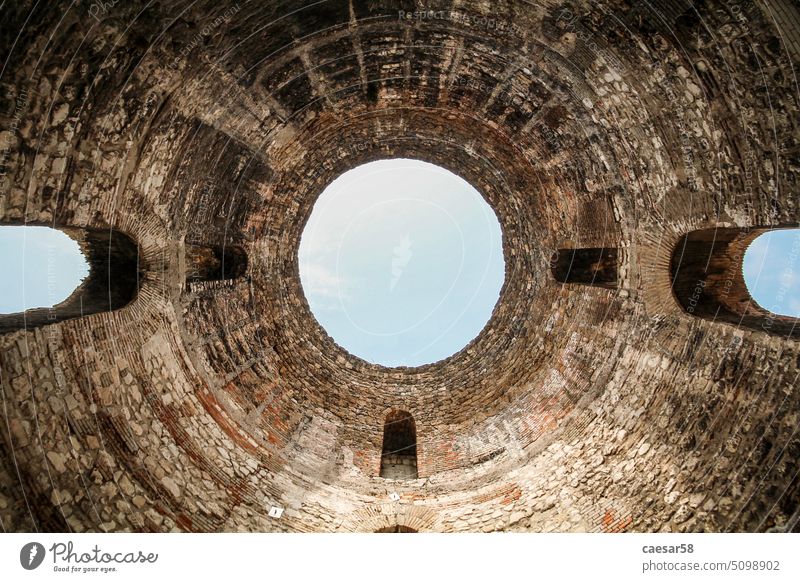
[0,0,799,533]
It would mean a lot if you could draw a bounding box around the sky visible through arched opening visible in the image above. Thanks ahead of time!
[0,226,89,314]
[743,229,800,317]
[299,159,505,367]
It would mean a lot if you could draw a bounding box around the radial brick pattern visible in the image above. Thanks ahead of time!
[0,0,799,533]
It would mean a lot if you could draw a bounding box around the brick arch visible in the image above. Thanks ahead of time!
[670,226,799,338]
[337,504,440,533]
[0,225,142,333]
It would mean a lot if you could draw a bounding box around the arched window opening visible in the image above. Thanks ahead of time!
[186,243,247,282]
[551,247,618,288]
[380,410,418,480]
[670,226,798,338]
[0,226,88,314]
[743,230,800,319]
[0,225,140,332]
[375,525,418,533]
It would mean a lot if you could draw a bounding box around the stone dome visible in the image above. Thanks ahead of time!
[0,0,798,532]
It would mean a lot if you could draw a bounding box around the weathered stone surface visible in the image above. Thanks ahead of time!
[0,0,798,533]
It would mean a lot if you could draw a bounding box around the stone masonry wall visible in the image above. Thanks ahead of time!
[0,0,798,532]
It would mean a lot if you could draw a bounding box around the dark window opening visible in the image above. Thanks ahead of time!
[551,247,618,288]
[186,243,247,282]
[0,226,141,333]
[379,410,418,480]
[366,80,380,103]
[670,226,798,338]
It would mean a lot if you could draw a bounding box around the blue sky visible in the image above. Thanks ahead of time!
[743,229,800,317]
[0,226,89,313]
[299,159,505,367]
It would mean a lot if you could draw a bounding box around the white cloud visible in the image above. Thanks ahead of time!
[390,235,413,291]
[299,261,350,309]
